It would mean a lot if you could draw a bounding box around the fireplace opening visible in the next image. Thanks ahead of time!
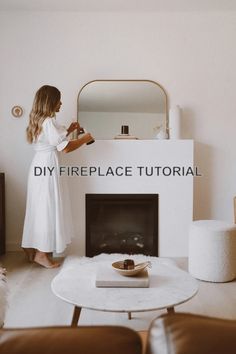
[86,194,158,257]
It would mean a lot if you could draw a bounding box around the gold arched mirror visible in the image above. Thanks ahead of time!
[77,80,168,139]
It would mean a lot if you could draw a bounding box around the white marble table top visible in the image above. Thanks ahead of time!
[51,254,198,313]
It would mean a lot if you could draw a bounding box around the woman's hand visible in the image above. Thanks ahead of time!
[67,122,80,135]
[63,133,95,153]
[81,133,94,144]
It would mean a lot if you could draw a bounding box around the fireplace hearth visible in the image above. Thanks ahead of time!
[86,194,158,257]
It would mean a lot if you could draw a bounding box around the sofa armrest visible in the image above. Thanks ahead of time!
[0,326,142,354]
[0,266,7,327]
[146,313,236,354]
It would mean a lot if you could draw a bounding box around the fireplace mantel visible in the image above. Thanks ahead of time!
[66,140,194,257]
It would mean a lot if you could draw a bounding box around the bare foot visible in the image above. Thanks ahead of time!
[22,248,36,262]
[34,251,60,269]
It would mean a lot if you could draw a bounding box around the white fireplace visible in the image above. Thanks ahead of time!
[66,140,194,257]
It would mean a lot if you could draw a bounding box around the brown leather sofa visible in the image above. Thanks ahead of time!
[146,313,236,354]
[0,326,141,354]
[1,313,236,354]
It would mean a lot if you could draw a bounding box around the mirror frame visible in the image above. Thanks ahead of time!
[77,79,169,138]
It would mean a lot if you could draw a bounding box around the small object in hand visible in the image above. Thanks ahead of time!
[123,259,135,270]
[82,127,95,145]
[86,138,95,145]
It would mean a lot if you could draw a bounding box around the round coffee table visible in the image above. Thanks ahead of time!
[51,256,198,327]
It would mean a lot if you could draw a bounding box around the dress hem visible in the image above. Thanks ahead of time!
[21,242,72,254]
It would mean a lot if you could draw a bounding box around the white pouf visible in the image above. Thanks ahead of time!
[189,220,236,282]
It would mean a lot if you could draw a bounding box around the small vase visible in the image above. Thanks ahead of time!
[155,129,167,139]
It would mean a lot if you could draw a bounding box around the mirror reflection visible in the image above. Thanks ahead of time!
[77,80,168,140]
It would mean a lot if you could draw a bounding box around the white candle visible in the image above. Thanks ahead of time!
[169,105,181,139]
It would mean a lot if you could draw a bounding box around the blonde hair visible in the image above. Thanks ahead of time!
[26,85,61,143]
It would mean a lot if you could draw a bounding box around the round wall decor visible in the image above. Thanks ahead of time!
[11,105,23,118]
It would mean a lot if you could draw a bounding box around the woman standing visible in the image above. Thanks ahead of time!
[22,85,93,268]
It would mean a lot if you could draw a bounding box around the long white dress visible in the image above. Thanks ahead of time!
[22,117,74,253]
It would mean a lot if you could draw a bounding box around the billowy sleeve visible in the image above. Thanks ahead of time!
[43,118,69,151]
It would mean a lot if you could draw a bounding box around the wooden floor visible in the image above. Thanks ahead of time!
[1,252,236,336]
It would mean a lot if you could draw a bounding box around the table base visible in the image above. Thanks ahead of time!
[71,306,175,327]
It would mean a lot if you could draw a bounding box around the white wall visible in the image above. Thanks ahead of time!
[0,11,236,250]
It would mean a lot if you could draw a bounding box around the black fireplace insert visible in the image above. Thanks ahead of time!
[86,194,158,257]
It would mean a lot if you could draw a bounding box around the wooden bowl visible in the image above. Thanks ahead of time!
[112,261,150,277]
